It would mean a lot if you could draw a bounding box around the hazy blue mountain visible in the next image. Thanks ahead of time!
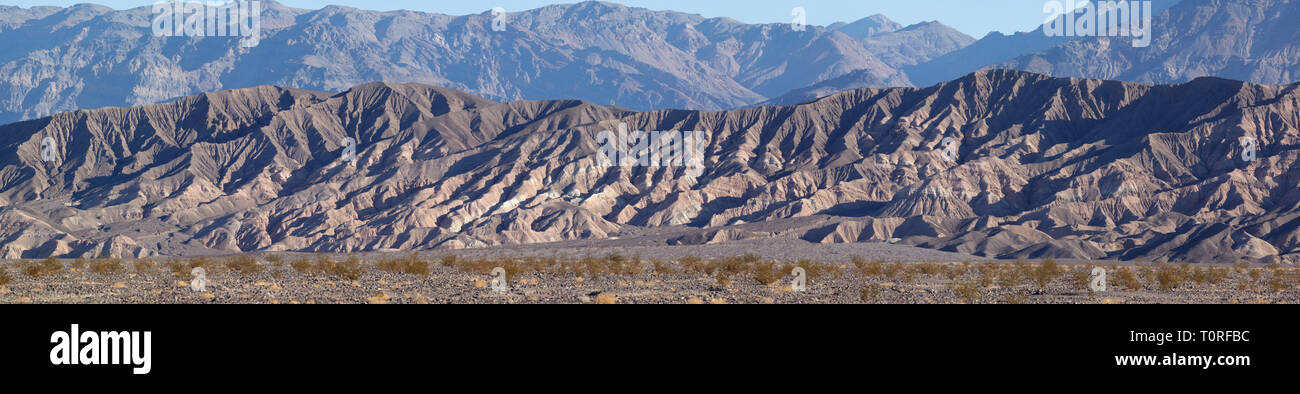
[862,21,977,68]
[0,1,933,124]
[904,0,1184,86]
[829,14,904,38]
[993,0,1300,85]
[764,20,975,105]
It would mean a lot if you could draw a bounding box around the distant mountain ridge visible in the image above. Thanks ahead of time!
[829,14,904,38]
[904,0,1184,87]
[0,0,979,124]
[992,0,1300,86]
[4,0,1298,125]
[771,0,1300,106]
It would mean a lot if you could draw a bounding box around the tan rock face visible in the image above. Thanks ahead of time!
[0,69,1297,262]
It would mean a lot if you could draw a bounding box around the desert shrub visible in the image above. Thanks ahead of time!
[714,272,732,287]
[1003,290,1029,304]
[1155,263,1185,291]
[439,254,458,268]
[977,263,998,287]
[541,257,561,272]
[790,260,828,279]
[680,256,706,274]
[225,255,263,275]
[1013,259,1033,278]
[1268,276,1289,292]
[187,257,214,270]
[580,256,604,280]
[1206,267,1229,284]
[915,263,944,276]
[996,267,1022,288]
[899,266,917,282]
[851,255,868,269]
[883,262,903,279]
[605,254,643,275]
[1116,267,1142,291]
[953,280,982,304]
[651,260,674,275]
[944,264,964,280]
[855,258,885,277]
[88,258,124,274]
[290,259,314,273]
[501,259,522,282]
[1070,267,1092,290]
[860,284,881,303]
[1190,267,1208,285]
[1033,259,1062,288]
[521,257,547,273]
[0,266,11,286]
[710,257,748,276]
[1265,268,1297,292]
[456,257,497,274]
[377,254,429,276]
[320,256,363,280]
[752,262,780,285]
[24,258,63,278]
[166,260,188,277]
[133,259,157,273]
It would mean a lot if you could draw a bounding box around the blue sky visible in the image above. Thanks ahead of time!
[0,0,1068,37]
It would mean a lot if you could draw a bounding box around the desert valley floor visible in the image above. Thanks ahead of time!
[2,241,1298,304]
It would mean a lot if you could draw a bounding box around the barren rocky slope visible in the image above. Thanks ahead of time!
[1,70,1299,263]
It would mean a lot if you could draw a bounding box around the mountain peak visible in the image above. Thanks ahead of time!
[899,20,948,31]
[830,14,903,38]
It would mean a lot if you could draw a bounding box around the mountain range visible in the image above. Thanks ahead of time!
[4,0,1300,263]
[2,69,1299,264]
[4,1,1298,123]
[0,0,984,124]
[993,0,1300,86]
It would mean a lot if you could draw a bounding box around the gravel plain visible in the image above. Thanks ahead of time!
[1,244,1298,304]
